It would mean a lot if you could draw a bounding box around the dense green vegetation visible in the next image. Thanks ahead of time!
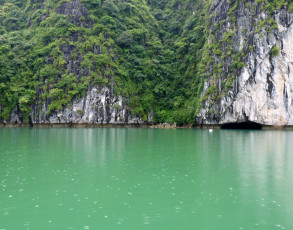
[0,0,210,124]
[0,0,291,124]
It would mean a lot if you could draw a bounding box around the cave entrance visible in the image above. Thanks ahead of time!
[221,121,262,130]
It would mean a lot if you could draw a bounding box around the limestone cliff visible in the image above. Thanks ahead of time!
[198,0,293,127]
[2,0,293,127]
[1,0,147,126]
[7,86,146,125]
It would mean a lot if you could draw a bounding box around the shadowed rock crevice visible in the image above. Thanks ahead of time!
[221,121,262,130]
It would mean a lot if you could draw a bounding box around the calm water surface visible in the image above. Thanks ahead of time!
[0,128,293,229]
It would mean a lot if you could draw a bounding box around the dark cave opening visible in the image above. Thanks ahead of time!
[221,121,262,130]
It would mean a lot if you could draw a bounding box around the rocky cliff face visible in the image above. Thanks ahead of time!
[56,0,91,27]
[198,0,293,127]
[6,86,146,126]
[1,0,145,126]
[31,86,146,125]
[2,0,293,127]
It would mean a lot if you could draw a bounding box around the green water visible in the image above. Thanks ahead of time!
[0,128,293,230]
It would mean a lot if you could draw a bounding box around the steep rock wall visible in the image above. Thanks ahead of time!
[1,0,146,126]
[198,0,293,127]
[6,86,146,125]
[56,0,92,27]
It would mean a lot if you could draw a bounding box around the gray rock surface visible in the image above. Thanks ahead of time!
[5,86,147,125]
[31,86,146,125]
[56,0,91,27]
[199,1,293,127]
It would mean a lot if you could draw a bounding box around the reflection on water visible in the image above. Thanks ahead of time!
[199,130,293,229]
[0,128,293,229]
